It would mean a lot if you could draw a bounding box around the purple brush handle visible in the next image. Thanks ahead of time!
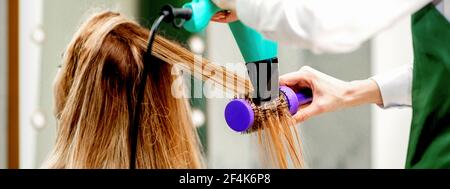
[224,86,313,132]
[279,86,313,115]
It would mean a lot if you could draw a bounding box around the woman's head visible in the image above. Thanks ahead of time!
[46,11,202,168]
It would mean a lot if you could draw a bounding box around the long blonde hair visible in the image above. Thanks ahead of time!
[43,11,203,169]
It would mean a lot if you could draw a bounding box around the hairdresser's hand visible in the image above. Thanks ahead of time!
[280,66,383,123]
[211,0,238,23]
[211,10,238,23]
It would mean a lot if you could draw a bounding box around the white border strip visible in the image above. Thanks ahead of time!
[19,0,43,169]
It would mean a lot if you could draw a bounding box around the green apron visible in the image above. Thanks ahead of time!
[406,3,450,168]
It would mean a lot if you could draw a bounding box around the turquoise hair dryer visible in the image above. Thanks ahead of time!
[182,0,279,106]
[182,0,277,63]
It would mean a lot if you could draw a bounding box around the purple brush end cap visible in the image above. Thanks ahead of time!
[280,86,300,115]
[224,99,254,132]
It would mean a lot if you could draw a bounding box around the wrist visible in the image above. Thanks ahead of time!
[344,79,383,107]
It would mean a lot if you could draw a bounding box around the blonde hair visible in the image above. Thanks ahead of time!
[43,11,204,169]
[252,98,304,168]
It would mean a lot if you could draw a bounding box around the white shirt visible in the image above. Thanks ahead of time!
[235,0,449,108]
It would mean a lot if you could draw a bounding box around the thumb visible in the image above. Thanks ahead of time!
[292,104,321,123]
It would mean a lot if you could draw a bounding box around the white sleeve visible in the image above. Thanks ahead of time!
[371,64,413,108]
[236,0,431,54]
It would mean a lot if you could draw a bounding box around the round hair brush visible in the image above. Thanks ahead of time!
[225,86,312,133]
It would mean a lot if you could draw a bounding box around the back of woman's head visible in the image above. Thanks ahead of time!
[45,11,203,169]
